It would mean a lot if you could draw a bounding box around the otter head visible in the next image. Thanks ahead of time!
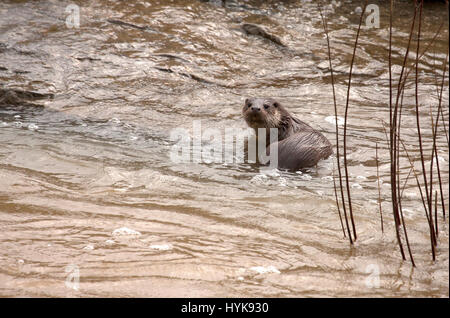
[242,97,287,130]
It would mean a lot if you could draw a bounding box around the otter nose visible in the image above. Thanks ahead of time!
[251,106,261,112]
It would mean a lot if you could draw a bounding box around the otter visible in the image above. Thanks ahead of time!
[242,98,333,170]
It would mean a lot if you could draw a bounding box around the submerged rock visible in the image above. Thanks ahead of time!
[0,88,53,107]
[107,19,158,33]
[241,23,286,47]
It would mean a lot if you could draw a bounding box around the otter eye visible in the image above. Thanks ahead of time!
[263,104,269,109]
[247,102,252,108]
[273,102,279,108]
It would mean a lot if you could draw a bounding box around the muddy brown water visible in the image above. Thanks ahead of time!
[0,0,448,297]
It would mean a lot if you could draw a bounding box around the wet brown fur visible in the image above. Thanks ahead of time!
[242,97,333,170]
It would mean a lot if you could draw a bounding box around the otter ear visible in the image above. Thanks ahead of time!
[273,102,279,108]
[245,98,250,104]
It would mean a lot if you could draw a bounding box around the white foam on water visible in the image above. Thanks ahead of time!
[351,183,362,189]
[325,116,345,126]
[83,244,94,250]
[250,174,268,184]
[300,174,312,181]
[109,117,121,124]
[105,240,115,245]
[149,244,172,251]
[249,266,281,274]
[27,123,39,130]
[266,169,281,177]
[112,227,142,237]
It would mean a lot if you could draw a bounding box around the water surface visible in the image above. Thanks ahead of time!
[0,0,448,297]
